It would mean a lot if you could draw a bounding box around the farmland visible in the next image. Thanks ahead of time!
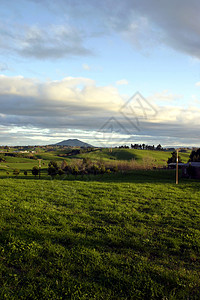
[1,148,200,299]
[0,147,190,179]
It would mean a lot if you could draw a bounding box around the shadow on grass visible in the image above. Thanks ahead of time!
[0,169,199,185]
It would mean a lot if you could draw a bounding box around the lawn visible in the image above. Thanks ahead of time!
[0,170,200,299]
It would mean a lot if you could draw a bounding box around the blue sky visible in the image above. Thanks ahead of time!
[0,0,200,147]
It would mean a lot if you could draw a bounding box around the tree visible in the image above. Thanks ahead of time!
[167,151,182,164]
[156,144,162,151]
[48,166,57,178]
[189,149,200,162]
[48,160,58,169]
[24,170,28,176]
[32,166,39,177]
[48,160,59,178]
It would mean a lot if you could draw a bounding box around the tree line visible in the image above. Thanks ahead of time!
[117,144,163,150]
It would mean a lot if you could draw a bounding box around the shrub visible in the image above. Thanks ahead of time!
[48,166,57,178]
[32,166,39,177]
[112,166,118,173]
[58,168,65,176]
[91,164,100,175]
[48,160,59,178]
[100,164,106,174]
[72,165,79,178]
[48,160,58,169]
[106,168,111,174]
[13,169,20,177]
[83,157,92,166]
[0,155,5,162]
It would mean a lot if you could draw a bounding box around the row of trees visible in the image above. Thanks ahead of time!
[47,159,118,178]
[11,159,117,179]
[117,144,163,150]
[131,143,163,150]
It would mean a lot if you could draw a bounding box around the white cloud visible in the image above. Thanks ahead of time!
[82,63,91,71]
[148,90,183,104]
[116,79,129,85]
[0,74,200,146]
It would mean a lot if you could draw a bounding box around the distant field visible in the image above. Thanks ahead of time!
[74,148,190,166]
[0,170,200,299]
[0,148,190,179]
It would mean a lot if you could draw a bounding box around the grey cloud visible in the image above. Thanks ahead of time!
[61,0,200,58]
[34,0,200,58]
[92,0,200,58]
[2,0,200,59]
[0,75,199,147]
[0,22,92,59]
[19,25,92,59]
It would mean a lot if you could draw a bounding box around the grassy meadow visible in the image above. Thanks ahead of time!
[0,148,191,178]
[1,148,199,299]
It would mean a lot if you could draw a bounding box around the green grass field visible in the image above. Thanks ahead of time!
[0,170,200,299]
[75,148,184,166]
[0,148,191,179]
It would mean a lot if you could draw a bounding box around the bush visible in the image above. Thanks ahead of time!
[24,171,28,176]
[48,160,59,178]
[58,168,65,176]
[48,166,57,178]
[100,164,106,174]
[72,165,79,177]
[91,164,100,175]
[112,166,118,173]
[106,169,111,174]
[32,166,39,177]
[13,169,20,177]
[83,157,92,166]
[0,155,5,162]
[48,160,58,169]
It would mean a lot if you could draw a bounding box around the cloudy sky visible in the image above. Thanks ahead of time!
[0,0,200,147]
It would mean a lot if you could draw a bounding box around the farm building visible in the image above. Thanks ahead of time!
[182,162,200,179]
[168,163,185,169]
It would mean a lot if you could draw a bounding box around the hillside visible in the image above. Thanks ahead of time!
[74,148,191,167]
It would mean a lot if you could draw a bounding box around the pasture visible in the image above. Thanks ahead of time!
[0,169,200,299]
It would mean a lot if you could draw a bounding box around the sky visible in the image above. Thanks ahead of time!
[0,0,200,147]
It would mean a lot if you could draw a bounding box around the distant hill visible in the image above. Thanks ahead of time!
[54,139,94,148]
